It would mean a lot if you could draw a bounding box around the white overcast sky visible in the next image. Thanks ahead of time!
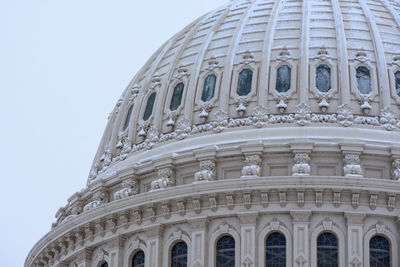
[0,0,228,266]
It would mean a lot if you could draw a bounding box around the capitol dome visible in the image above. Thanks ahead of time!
[27,0,400,266]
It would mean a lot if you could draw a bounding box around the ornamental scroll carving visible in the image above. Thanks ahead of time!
[343,153,363,177]
[83,189,108,212]
[114,178,138,200]
[392,158,400,180]
[194,160,215,183]
[292,153,311,176]
[242,155,261,177]
[150,167,175,191]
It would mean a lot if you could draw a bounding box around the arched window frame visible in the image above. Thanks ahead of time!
[164,73,190,116]
[389,65,400,104]
[269,60,297,113]
[122,104,134,133]
[258,222,292,267]
[230,54,259,102]
[123,237,147,267]
[163,230,191,267]
[209,225,240,267]
[139,90,157,123]
[196,70,222,105]
[369,235,391,267]
[364,224,398,267]
[310,60,337,98]
[350,62,378,100]
[310,223,345,267]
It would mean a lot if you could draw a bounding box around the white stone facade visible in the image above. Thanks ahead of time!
[26,0,400,266]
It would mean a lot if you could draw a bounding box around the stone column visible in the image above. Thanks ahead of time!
[345,212,366,267]
[291,210,312,267]
[239,212,258,267]
[146,225,163,267]
[189,217,208,267]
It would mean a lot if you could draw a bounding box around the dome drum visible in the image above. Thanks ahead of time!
[26,0,400,266]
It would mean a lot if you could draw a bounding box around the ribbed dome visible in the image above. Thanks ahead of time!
[89,0,400,183]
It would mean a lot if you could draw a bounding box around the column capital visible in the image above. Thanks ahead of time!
[290,210,312,223]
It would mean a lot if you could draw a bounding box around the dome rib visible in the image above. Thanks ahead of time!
[219,1,258,112]
[258,0,283,106]
[299,0,311,104]
[331,0,351,105]
[358,0,391,108]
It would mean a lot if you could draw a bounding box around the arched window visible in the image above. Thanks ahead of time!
[266,232,286,267]
[370,235,390,267]
[123,105,134,131]
[143,92,156,121]
[202,74,217,102]
[100,262,108,267]
[316,64,331,92]
[276,65,291,93]
[237,68,253,96]
[171,241,188,267]
[395,71,400,97]
[216,235,235,267]
[356,66,372,94]
[317,233,338,267]
[132,250,145,267]
[170,83,184,111]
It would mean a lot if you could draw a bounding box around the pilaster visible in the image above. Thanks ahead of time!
[291,210,311,267]
[145,225,163,267]
[189,217,208,267]
[345,212,366,267]
[238,212,258,267]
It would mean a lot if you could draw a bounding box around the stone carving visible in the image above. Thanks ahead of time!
[177,200,185,216]
[192,198,201,214]
[149,73,162,90]
[240,49,255,65]
[352,193,360,209]
[297,191,305,207]
[296,255,307,267]
[388,195,396,211]
[337,104,353,127]
[209,196,218,212]
[274,93,288,112]
[315,191,323,207]
[242,155,261,177]
[199,102,213,122]
[375,223,386,234]
[279,191,287,207]
[194,160,215,183]
[219,223,230,234]
[380,107,398,131]
[132,210,141,225]
[343,153,363,177]
[62,201,83,223]
[323,219,333,231]
[174,63,189,80]
[250,105,268,128]
[150,167,174,191]
[270,219,280,231]
[128,84,140,104]
[84,190,108,212]
[393,158,400,180]
[226,194,234,210]
[354,50,370,63]
[166,110,179,131]
[235,96,249,116]
[277,46,291,61]
[358,94,372,114]
[350,257,362,267]
[317,92,331,112]
[370,194,378,210]
[99,145,112,173]
[137,120,151,140]
[294,103,311,126]
[210,110,228,133]
[175,117,191,140]
[114,131,132,162]
[354,115,379,126]
[128,238,140,250]
[333,191,341,208]
[242,257,253,267]
[261,191,269,208]
[292,153,311,176]
[147,206,156,222]
[244,192,252,209]
[205,55,220,71]
[114,178,137,200]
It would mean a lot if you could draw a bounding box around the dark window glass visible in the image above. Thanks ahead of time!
[356,66,372,94]
[132,250,145,267]
[237,69,253,96]
[317,233,338,267]
[216,235,235,267]
[170,83,184,111]
[143,92,156,121]
[395,71,400,97]
[276,65,291,93]
[370,236,390,267]
[123,105,134,131]
[202,74,217,102]
[316,64,331,92]
[171,241,187,267]
[101,263,108,267]
[266,232,286,267]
